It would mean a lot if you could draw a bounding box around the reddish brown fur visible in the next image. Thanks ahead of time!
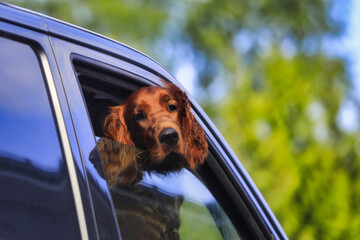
[100,83,208,186]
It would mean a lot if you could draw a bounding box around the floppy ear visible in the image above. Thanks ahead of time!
[185,112,208,169]
[168,83,208,169]
[102,105,135,147]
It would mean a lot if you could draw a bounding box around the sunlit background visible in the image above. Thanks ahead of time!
[5,0,360,239]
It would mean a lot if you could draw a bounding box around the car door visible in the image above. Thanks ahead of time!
[46,15,287,239]
[0,5,97,240]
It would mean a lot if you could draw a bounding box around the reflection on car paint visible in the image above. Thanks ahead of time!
[0,36,81,239]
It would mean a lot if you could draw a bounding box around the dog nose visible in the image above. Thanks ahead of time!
[159,128,179,146]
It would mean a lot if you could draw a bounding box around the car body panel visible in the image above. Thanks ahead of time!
[0,15,92,240]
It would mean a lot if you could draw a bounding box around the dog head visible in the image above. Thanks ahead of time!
[102,83,208,173]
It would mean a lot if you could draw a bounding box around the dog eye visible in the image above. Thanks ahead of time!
[168,104,177,112]
[135,112,146,121]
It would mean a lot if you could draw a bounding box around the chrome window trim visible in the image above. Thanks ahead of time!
[39,50,89,240]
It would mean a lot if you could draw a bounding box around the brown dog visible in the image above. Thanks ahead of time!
[98,83,208,186]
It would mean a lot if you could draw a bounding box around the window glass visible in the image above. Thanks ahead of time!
[141,168,240,240]
[0,37,80,239]
[94,141,240,240]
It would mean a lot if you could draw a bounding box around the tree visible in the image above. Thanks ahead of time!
[207,50,359,239]
[181,0,358,239]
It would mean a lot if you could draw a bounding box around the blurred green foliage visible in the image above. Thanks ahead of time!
[6,0,360,239]
[179,200,223,240]
[183,1,360,239]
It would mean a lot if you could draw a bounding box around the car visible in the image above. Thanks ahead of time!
[0,2,288,240]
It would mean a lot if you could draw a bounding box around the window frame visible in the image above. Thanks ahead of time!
[51,38,275,239]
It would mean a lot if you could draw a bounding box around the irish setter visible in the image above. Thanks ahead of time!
[97,83,208,186]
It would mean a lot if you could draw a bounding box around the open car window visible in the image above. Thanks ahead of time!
[72,56,245,239]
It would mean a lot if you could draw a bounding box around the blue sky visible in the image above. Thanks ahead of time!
[334,0,360,132]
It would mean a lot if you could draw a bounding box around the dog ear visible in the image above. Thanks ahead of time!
[167,83,208,169]
[184,111,208,169]
[102,105,135,147]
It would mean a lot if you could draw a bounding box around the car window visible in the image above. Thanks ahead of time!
[73,59,241,240]
[0,36,81,239]
[107,156,240,240]
[141,166,239,239]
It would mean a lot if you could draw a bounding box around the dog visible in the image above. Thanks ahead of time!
[97,83,208,186]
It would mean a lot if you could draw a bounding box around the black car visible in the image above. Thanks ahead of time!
[0,2,288,240]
